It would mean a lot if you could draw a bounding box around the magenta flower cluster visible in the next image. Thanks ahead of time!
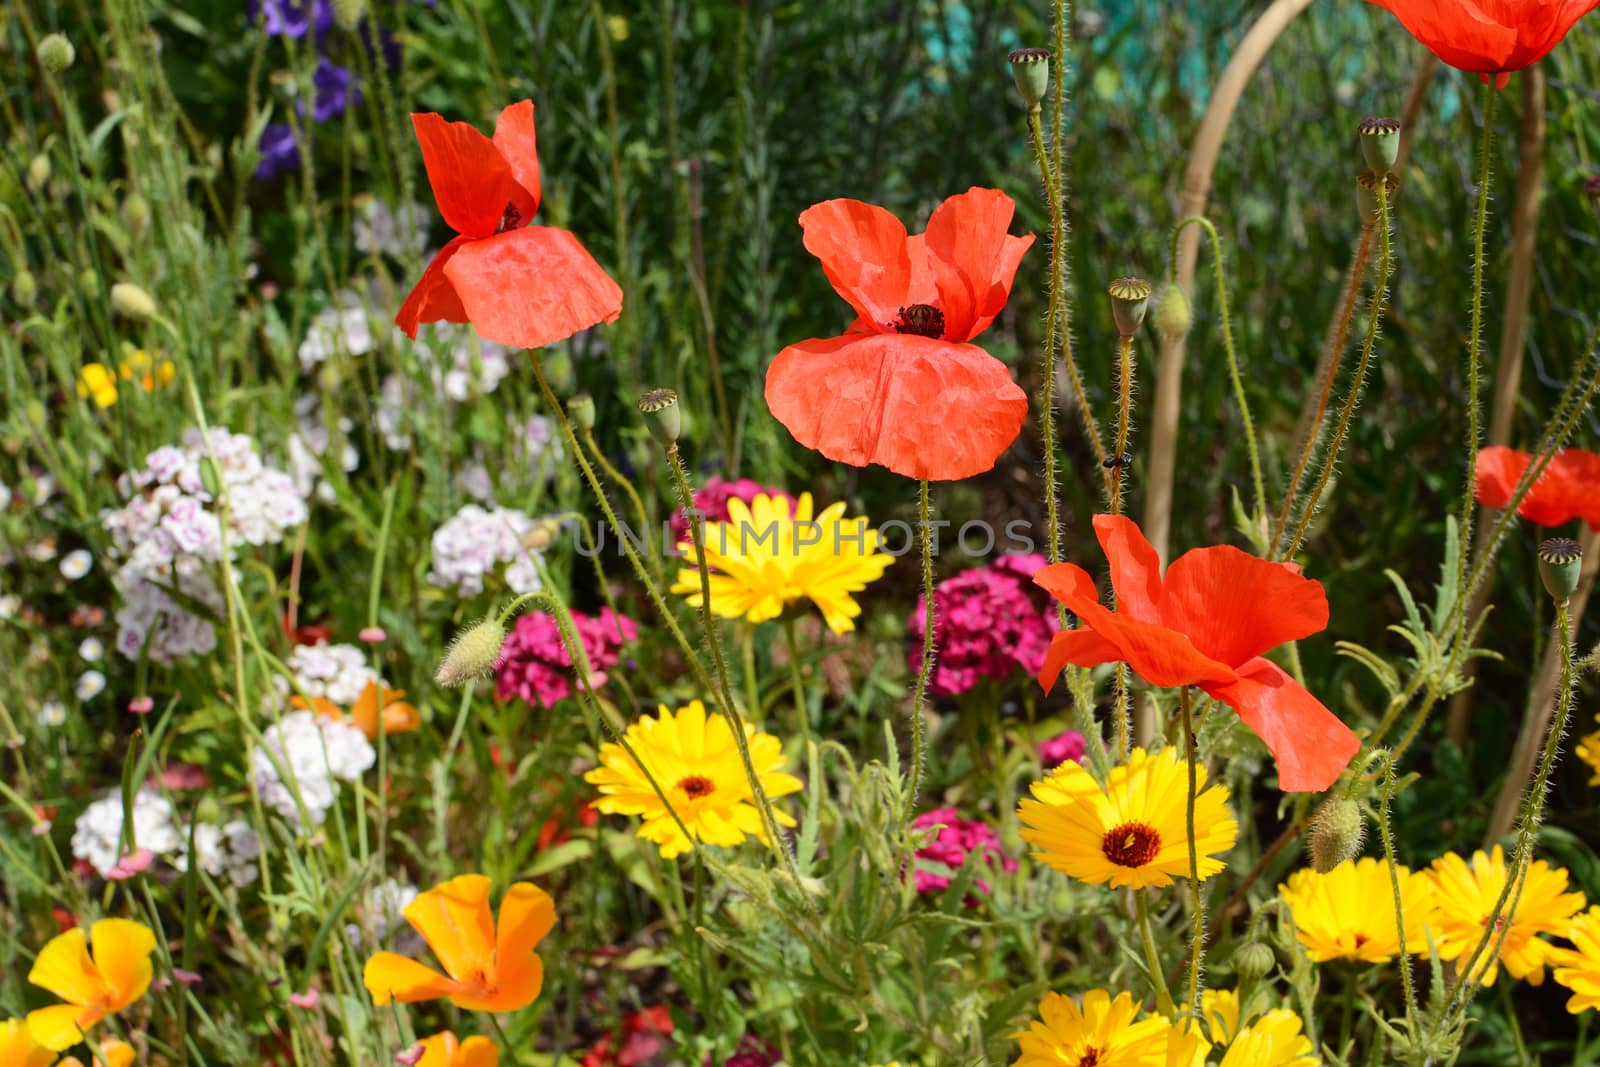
[1039,728,1087,768]
[495,608,638,708]
[911,807,1017,897]
[669,476,795,549]
[907,553,1060,698]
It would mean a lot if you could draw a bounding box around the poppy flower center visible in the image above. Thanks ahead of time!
[892,303,945,338]
[676,775,715,799]
[1101,821,1161,868]
[496,201,523,234]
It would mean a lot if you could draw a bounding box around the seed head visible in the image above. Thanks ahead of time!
[637,388,681,448]
[435,617,508,688]
[37,33,75,74]
[1538,537,1583,601]
[1357,116,1401,175]
[1107,277,1152,338]
[1007,47,1050,109]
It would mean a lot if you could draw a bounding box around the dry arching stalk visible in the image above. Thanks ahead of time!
[1447,68,1548,747]
[1143,0,1315,565]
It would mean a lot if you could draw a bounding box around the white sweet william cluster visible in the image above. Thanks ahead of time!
[428,503,544,597]
[71,788,261,887]
[102,429,307,663]
[282,641,379,706]
[253,710,375,827]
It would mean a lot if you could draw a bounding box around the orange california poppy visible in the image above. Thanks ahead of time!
[1475,445,1600,529]
[417,1031,500,1067]
[60,1038,138,1067]
[26,919,157,1050]
[765,187,1033,481]
[293,680,421,740]
[1034,515,1360,793]
[1365,0,1600,87]
[0,1018,56,1067]
[396,100,623,349]
[364,874,555,1013]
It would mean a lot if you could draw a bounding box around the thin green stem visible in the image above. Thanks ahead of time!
[782,614,812,752]
[1135,888,1177,1016]
[1181,687,1203,1015]
[902,479,936,830]
[1458,82,1498,644]
[580,425,663,586]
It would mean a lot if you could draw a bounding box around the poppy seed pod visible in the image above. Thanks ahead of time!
[110,282,157,321]
[1356,169,1400,226]
[1008,47,1050,110]
[121,194,151,241]
[1309,798,1365,873]
[1231,940,1276,982]
[1357,117,1401,176]
[1107,277,1152,338]
[1153,282,1192,344]
[435,616,508,687]
[330,0,367,31]
[1538,537,1583,601]
[637,388,681,448]
[37,33,75,73]
[567,393,596,433]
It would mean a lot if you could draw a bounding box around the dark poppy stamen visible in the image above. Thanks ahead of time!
[892,304,945,338]
[497,202,523,234]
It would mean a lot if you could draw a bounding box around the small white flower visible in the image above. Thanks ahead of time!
[28,540,59,563]
[39,700,67,727]
[60,549,94,580]
[79,636,105,662]
[0,594,19,620]
[75,670,107,701]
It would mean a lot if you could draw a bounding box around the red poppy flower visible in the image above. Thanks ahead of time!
[765,187,1033,481]
[397,100,623,349]
[1475,445,1600,528]
[1366,0,1600,88]
[1034,515,1360,792]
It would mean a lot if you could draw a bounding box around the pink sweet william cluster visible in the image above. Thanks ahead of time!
[912,807,1017,898]
[669,476,795,548]
[1039,729,1087,768]
[908,553,1061,698]
[495,608,639,707]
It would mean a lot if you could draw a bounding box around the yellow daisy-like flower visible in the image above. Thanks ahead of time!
[671,492,893,634]
[585,700,803,859]
[1017,748,1238,890]
[1167,990,1319,1067]
[27,919,157,1050]
[118,348,176,392]
[1553,906,1600,1013]
[1012,989,1171,1067]
[1426,846,1585,987]
[0,1018,55,1067]
[1575,728,1600,785]
[77,363,119,408]
[1278,857,1437,964]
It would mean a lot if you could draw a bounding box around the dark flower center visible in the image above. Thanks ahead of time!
[1078,1049,1101,1067]
[676,775,715,799]
[892,303,945,338]
[497,201,523,234]
[1101,822,1161,868]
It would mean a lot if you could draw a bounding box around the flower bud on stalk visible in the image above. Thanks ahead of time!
[10,269,37,308]
[27,154,51,191]
[1106,277,1151,339]
[1231,940,1276,983]
[1357,116,1401,176]
[1153,283,1192,345]
[1538,537,1583,601]
[111,281,157,321]
[1309,797,1365,873]
[637,388,681,450]
[435,617,508,687]
[568,393,596,433]
[37,33,75,73]
[1007,48,1050,110]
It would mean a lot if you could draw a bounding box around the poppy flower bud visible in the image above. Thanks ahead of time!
[435,616,508,687]
[637,388,681,449]
[37,33,75,73]
[1357,116,1401,176]
[1231,940,1276,982]
[331,0,367,31]
[523,518,559,552]
[10,269,37,308]
[111,281,157,321]
[542,350,575,393]
[1538,537,1583,601]
[1107,277,1151,338]
[1008,47,1050,110]
[122,194,151,241]
[27,154,51,191]
[1309,798,1364,873]
[568,393,596,433]
[1153,282,1191,344]
[79,268,98,296]
[1356,169,1400,227]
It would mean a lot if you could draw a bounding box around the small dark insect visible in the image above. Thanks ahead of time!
[1102,453,1133,469]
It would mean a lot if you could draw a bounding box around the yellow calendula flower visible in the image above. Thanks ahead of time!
[671,492,892,634]
[1574,728,1600,785]
[1166,989,1318,1067]
[1426,846,1585,987]
[0,1018,55,1067]
[77,363,119,408]
[1012,989,1171,1067]
[1278,857,1437,964]
[585,700,803,859]
[1553,906,1600,1013]
[1017,748,1238,890]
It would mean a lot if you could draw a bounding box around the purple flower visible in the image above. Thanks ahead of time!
[305,57,359,123]
[1039,729,1087,768]
[668,477,795,551]
[495,608,638,708]
[254,123,301,180]
[911,807,1017,901]
[908,553,1061,698]
[248,0,332,39]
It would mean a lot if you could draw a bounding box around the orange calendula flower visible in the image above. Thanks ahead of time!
[0,1018,56,1067]
[364,874,555,1013]
[294,680,421,740]
[1426,847,1585,986]
[417,1031,500,1067]
[26,919,157,1050]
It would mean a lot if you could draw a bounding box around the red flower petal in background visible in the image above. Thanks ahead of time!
[766,187,1033,481]
[1034,515,1359,792]
[398,100,622,348]
[1365,0,1600,87]
[1475,445,1600,529]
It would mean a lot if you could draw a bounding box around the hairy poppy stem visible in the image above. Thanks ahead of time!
[902,479,936,830]
[1111,335,1135,516]
[1181,688,1204,1016]
[1374,753,1421,1045]
[579,425,664,587]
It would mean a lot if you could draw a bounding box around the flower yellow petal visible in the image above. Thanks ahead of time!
[26,1003,90,1052]
[402,874,496,982]
[88,919,157,1011]
[363,952,458,1006]
[0,1018,57,1067]
[28,927,103,1007]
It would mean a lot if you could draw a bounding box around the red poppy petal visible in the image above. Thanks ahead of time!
[1204,657,1359,792]
[1476,446,1600,528]
[764,332,1027,480]
[1090,515,1165,623]
[442,226,623,349]
[1032,562,1104,616]
[1038,627,1124,692]
[395,236,472,338]
[1159,544,1328,667]
[921,187,1034,341]
[1364,0,1519,73]
[412,112,537,239]
[492,99,542,215]
[799,199,912,330]
[1552,448,1600,530]
[1474,445,1526,509]
[1070,603,1238,691]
